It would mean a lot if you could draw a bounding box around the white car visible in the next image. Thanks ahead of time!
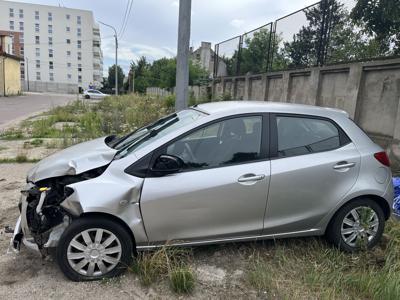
[83,89,108,100]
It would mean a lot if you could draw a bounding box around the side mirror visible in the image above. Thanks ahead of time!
[152,155,183,174]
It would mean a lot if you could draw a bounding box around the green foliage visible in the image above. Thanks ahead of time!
[107,64,125,92]
[351,0,400,55]
[164,94,176,109]
[129,56,208,93]
[169,265,195,294]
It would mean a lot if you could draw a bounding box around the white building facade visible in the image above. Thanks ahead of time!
[0,0,103,93]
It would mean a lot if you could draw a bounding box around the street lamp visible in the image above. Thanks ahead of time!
[99,21,118,95]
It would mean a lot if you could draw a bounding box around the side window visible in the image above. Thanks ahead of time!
[276,116,341,157]
[166,116,262,170]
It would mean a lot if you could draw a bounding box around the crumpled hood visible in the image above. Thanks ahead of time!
[27,136,117,183]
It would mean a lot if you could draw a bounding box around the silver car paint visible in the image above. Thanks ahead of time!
[27,137,117,183]
[15,101,395,250]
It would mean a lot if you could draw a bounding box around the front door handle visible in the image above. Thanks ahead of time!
[333,162,356,170]
[238,174,265,183]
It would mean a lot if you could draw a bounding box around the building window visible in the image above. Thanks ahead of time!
[9,20,14,30]
[20,34,24,43]
[19,22,24,31]
[77,52,82,60]
[35,23,39,32]
[35,11,39,20]
[77,40,81,49]
[36,60,40,68]
[49,49,53,58]
[48,37,53,46]
[66,26,70,32]
[36,72,41,80]
[49,73,54,81]
[66,39,71,44]
[67,74,72,80]
[66,50,71,57]
[67,62,71,68]
[77,28,81,37]
[49,61,54,70]
[9,8,14,17]
[19,9,23,18]
[35,48,40,57]
[35,36,40,44]
[78,64,82,72]
[78,75,82,83]
[77,16,81,25]
[48,12,52,21]
[66,14,70,20]
[20,46,24,56]
[48,24,53,34]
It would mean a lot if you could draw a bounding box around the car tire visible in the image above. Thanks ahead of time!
[84,95,90,99]
[56,216,134,281]
[326,198,385,252]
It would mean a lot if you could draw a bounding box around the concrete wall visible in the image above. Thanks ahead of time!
[22,80,78,94]
[212,58,400,167]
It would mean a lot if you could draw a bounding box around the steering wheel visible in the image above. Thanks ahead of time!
[184,143,197,163]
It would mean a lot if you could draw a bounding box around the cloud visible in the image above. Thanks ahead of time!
[171,0,179,7]
[230,19,245,29]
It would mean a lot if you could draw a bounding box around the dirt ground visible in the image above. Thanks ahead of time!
[0,163,259,299]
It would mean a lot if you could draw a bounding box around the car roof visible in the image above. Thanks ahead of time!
[196,101,349,119]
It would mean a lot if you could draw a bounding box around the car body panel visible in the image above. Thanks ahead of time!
[264,143,361,234]
[140,161,271,243]
[27,137,117,183]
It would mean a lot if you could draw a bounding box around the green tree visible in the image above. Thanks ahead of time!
[351,0,400,55]
[107,64,125,92]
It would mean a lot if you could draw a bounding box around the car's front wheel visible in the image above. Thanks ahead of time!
[84,95,90,99]
[326,198,385,252]
[56,216,134,281]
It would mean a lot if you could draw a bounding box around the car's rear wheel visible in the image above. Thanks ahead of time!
[56,216,133,281]
[326,198,385,252]
[84,95,90,99]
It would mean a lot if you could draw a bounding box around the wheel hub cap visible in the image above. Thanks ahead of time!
[341,206,379,248]
[67,228,122,277]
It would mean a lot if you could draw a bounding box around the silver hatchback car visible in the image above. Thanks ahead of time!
[9,101,395,281]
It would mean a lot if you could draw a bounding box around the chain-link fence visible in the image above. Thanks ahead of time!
[214,0,400,77]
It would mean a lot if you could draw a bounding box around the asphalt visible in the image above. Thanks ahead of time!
[0,92,76,129]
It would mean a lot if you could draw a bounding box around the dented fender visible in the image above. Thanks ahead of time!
[60,168,148,244]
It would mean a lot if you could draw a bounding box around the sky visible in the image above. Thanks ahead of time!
[9,0,321,75]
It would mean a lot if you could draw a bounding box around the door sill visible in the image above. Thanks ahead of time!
[136,228,321,250]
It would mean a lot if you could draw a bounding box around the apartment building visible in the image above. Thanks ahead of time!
[0,0,103,93]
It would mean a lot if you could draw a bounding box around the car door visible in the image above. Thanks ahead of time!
[263,114,360,235]
[140,114,271,243]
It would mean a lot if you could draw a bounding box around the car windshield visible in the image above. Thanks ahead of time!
[112,109,206,159]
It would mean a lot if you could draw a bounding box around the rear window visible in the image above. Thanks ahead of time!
[276,116,344,157]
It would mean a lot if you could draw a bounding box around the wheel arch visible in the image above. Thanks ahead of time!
[326,194,391,233]
[79,212,137,249]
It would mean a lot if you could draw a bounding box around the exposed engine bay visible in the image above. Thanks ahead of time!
[16,165,108,254]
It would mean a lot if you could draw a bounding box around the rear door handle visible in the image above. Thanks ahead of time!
[333,162,356,170]
[238,174,265,183]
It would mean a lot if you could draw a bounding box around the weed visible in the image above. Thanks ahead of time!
[169,265,195,294]
[246,254,273,294]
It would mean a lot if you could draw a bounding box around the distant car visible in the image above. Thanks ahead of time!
[83,89,108,99]
[9,101,396,281]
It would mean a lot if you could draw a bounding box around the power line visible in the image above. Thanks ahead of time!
[118,0,131,37]
[119,0,133,39]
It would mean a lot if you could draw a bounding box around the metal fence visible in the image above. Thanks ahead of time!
[214,0,400,77]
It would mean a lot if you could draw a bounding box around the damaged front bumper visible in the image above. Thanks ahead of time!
[8,183,70,255]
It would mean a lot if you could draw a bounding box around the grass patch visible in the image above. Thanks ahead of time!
[0,155,40,163]
[0,128,25,140]
[130,246,195,294]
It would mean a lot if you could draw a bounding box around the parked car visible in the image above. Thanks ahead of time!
[83,89,108,99]
[9,101,396,281]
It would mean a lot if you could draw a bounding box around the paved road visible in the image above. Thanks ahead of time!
[0,92,76,129]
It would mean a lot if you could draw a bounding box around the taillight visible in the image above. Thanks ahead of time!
[374,151,390,167]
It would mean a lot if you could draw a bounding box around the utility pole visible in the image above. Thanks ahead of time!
[175,0,192,110]
[99,21,118,95]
